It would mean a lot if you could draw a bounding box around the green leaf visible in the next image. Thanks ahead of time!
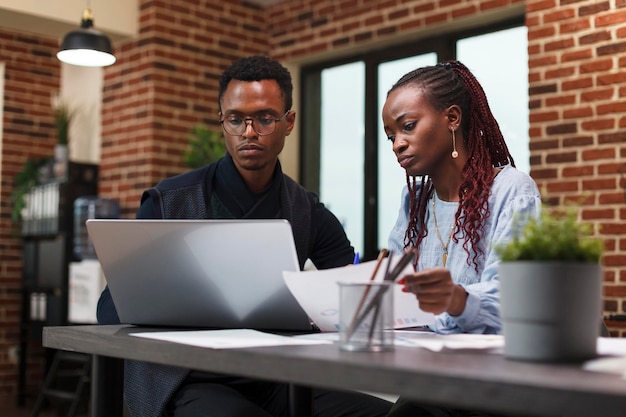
[53,102,73,145]
[495,205,603,263]
[182,124,225,169]
[11,157,52,223]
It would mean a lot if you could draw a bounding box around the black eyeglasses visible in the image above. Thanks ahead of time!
[219,111,290,136]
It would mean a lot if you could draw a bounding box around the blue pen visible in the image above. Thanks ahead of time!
[353,252,360,265]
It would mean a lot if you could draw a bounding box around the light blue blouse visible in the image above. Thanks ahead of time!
[388,165,541,334]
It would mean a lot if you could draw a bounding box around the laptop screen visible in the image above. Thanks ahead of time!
[86,219,313,331]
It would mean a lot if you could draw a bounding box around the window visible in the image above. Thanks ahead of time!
[319,62,365,252]
[457,26,529,174]
[301,20,527,260]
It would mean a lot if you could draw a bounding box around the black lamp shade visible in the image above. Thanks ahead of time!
[57,11,116,67]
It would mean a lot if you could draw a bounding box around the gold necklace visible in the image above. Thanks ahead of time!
[431,194,455,267]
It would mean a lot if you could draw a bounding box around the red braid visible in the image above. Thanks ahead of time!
[404,175,432,264]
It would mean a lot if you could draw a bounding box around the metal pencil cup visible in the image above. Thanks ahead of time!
[339,281,394,352]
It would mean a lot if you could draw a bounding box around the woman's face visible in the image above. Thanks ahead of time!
[382,85,457,178]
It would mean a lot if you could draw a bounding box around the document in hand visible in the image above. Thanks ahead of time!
[283,259,436,332]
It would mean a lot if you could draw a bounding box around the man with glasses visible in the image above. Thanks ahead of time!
[97,55,392,417]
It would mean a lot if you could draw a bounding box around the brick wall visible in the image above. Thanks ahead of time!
[1,0,625,402]
[524,0,626,334]
[265,0,526,62]
[0,29,60,397]
[98,0,269,218]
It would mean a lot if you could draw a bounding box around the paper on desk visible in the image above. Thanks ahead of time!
[583,337,626,379]
[283,259,435,332]
[597,337,626,356]
[130,329,333,349]
[293,330,504,353]
[393,331,504,352]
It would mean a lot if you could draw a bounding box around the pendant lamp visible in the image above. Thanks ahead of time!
[57,6,116,67]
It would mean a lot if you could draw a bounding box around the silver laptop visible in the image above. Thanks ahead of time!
[86,219,313,331]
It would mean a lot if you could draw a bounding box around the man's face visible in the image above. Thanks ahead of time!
[219,79,295,177]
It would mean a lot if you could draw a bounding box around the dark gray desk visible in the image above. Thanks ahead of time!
[43,325,626,417]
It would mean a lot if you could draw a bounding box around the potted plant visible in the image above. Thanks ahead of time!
[182,124,225,169]
[53,101,72,147]
[496,205,604,362]
[52,100,73,177]
[11,157,52,226]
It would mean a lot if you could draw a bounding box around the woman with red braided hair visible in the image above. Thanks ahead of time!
[382,61,541,416]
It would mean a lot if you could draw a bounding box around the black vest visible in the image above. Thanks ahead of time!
[140,161,314,269]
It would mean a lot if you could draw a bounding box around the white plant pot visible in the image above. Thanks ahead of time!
[54,144,68,162]
[53,144,68,178]
[499,261,602,362]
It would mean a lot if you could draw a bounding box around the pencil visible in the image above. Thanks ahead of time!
[346,249,389,337]
[347,248,416,341]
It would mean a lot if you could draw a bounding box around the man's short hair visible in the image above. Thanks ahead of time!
[218,55,293,112]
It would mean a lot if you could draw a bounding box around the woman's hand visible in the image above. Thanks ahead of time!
[398,268,467,316]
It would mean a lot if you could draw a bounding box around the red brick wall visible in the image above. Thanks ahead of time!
[98,0,269,217]
[0,29,60,397]
[265,0,526,61]
[524,0,626,334]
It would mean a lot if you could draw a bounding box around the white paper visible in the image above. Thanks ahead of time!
[293,330,504,352]
[68,260,106,324]
[583,337,626,379]
[392,331,504,352]
[282,259,435,332]
[130,329,333,349]
[597,336,626,356]
[583,356,626,376]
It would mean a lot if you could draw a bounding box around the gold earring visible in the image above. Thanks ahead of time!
[451,129,458,159]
